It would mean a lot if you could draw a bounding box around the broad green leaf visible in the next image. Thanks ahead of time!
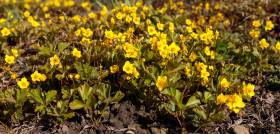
[78,84,94,103]
[209,113,225,122]
[111,91,125,103]
[35,105,45,112]
[46,90,57,105]
[69,99,85,110]
[86,96,97,107]
[28,88,44,105]
[185,96,200,108]
[204,91,213,102]
[193,108,207,120]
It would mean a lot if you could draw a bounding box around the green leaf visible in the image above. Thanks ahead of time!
[35,105,45,112]
[193,108,207,120]
[148,51,153,60]
[64,112,75,119]
[58,42,70,55]
[85,96,97,107]
[46,90,57,105]
[78,84,94,103]
[204,91,213,102]
[28,88,44,105]
[209,113,225,122]
[69,99,85,110]
[111,91,125,103]
[185,96,200,108]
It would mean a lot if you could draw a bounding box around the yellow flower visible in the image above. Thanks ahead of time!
[88,12,96,19]
[68,74,73,79]
[252,20,261,28]
[265,21,274,31]
[225,93,245,113]
[156,76,168,91]
[9,71,18,79]
[249,29,260,38]
[105,29,114,40]
[259,38,269,48]
[276,42,280,51]
[133,68,140,79]
[200,69,210,80]
[72,48,82,58]
[45,13,51,18]
[157,22,164,30]
[169,22,174,32]
[24,11,30,18]
[184,66,191,77]
[147,26,156,35]
[168,42,180,55]
[30,20,40,27]
[31,71,42,82]
[17,77,30,89]
[50,55,60,65]
[221,78,230,88]
[75,29,81,36]
[189,52,197,62]
[83,28,93,37]
[242,82,255,98]
[133,17,140,25]
[210,51,215,59]
[123,61,134,74]
[116,12,123,20]
[110,65,119,73]
[11,49,18,57]
[185,19,192,25]
[1,27,11,36]
[40,74,47,81]
[74,74,80,80]
[204,47,211,56]
[5,55,15,64]
[217,93,227,104]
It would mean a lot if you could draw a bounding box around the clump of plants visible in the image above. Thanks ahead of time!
[0,0,279,133]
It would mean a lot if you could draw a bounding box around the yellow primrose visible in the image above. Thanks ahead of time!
[225,94,245,113]
[242,82,255,98]
[252,20,261,28]
[276,42,280,51]
[249,29,260,38]
[17,77,30,89]
[123,61,134,74]
[50,55,60,66]
[147,26,156,35]
[217,93,227,104]
[12,49,18,57]
[184,66,191,77]
[83,28,93,37]
[200,69,210,80]
[189,52,197,62]
[105,29,114,40]
[265,21,274,31]
[9,71,18,79]
[157,22,164,31]
[31,71,42,82]
[156,76,168,91]
[1,27,11,36]
[74,74,80,80]
[40,74,47,81]
[110,65,119,73]
[221,78,230,88]
[72,48,82,58]
[204,47,211,56]
[5,55,15,64]
[259,38,269,48]
[168,42,180,55]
